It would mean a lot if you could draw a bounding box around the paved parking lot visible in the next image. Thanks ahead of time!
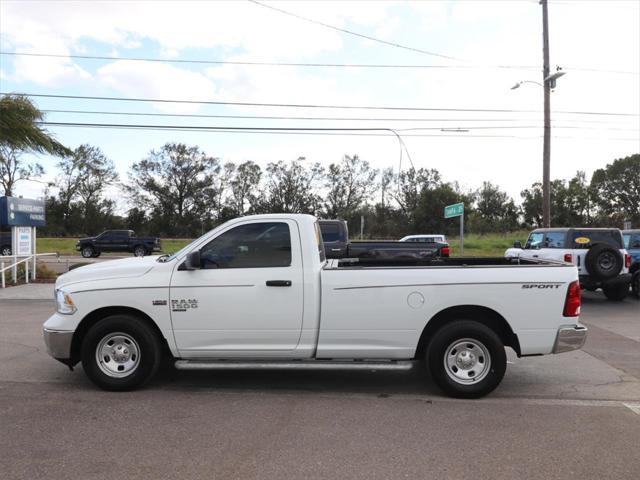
[1,290,639,479]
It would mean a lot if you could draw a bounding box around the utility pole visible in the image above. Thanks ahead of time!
[541,0,551,228]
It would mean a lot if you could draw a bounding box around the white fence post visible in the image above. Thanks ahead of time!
[1,261,4,289]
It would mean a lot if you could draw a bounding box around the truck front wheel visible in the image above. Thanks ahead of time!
[632,272,640,299]
[133,245,147,257]
[81,246,95,258]
[426,320,506,399]
[80,315,162,391]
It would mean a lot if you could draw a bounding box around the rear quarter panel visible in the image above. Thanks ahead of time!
[318,264,579,358]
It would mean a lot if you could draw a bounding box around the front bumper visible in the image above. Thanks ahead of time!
[43,328,74,363]
[553,325,588,353]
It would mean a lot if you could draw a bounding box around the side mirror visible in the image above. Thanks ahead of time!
[513,241,522,249]
[184,250,201,270]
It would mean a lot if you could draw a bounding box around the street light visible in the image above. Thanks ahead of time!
[510,68,566,228]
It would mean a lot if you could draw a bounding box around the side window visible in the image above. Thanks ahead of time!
[199,222,292,269]
[544,232,565,248]
[321,224,340,243]
[98,232,111,241]
[571,231,623,249]
[525,232,544,249]
[315,222,326,262]
[632,234,640,249]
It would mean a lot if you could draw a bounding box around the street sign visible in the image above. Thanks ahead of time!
[444,202,464,219]
[16,227,32,255]
[444,203,465,255]
[0,196,46,227]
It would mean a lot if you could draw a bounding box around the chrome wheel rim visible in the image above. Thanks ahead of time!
[1,247,10,256]
[82,247,93,257]
[444,338,491,385]
[95,332,141,378]
[134,248,145,257]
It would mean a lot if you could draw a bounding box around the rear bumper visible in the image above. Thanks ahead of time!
[552,325,588,353]
[43,328,74,364]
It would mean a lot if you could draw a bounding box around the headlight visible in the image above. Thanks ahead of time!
[55,290,77,315]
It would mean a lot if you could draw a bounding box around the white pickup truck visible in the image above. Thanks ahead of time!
[43,214,587,398]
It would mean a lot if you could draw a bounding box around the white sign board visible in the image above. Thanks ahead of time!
[16,226,32,255]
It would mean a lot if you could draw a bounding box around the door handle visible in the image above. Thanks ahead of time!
[266,280,292,287]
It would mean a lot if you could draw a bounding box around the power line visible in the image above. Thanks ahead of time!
[3,51,637,75]
[36,121,640,141]
[40,108,640,127]
[10,92,639,116]
[0,51,540,70]
[247,0,462,61]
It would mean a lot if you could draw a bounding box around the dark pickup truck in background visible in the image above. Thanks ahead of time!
[76,230,161,258]
[319,219,450,260]
[0,231,11,256]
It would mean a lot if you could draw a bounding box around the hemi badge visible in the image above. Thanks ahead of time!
[152,300,167,306]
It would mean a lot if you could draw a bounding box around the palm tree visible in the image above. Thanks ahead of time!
[0,94,71,196]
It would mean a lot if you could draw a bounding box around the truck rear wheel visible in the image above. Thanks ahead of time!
[602,283,629,301]
[81,315,162,391]
[426,320,506,398]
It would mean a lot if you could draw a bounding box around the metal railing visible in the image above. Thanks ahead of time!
[0,253,58,288]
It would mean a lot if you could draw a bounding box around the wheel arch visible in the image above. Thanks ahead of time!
[69,306,171,366]
[414,305,521,359]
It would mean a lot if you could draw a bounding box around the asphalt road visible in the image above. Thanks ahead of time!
[1,292,639,479]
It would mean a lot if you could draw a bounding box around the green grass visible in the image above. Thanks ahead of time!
[446,230,529,256]
[36,232,529,257]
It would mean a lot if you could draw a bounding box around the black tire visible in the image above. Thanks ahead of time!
[602,283,629,301]
[81,314,162,391]
[585,243,623,280]
[91,252,101,258]
[583,285,597,292]
[632,272,640,299]
[81,245,95,258]
[0,245,11,256]
[426,320,507,399]
[133,245,147,257]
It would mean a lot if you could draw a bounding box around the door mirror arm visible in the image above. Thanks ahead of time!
[183,250,201,270]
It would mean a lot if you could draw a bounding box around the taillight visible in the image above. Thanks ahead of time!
[564,253,572,263]
[625,254,631,269]
[441,246,450,257]
[563,281,581,317]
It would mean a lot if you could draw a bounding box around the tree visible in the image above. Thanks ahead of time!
[0,94,70,196]
[323,154,378,219]
[228,161,262,216]
[471,181,519,233]
[590,154,640,224]
[126,143,221,236]
[261,158,323,214]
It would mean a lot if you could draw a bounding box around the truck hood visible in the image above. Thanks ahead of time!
[55,256,159,290]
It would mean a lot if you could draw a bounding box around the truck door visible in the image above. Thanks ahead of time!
[169,220,304,356]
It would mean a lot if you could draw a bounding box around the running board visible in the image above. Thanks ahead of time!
[174,359,414,371]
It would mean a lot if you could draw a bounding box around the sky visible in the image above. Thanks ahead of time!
[1,0,639,208]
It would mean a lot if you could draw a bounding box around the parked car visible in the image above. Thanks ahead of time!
[505,228,632,300]
[400,234,447,244]
[0,231,11,256]
[76,230,161,258]
[622,229,640,298]
[44,214,586,398]
[319,219,450,260]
